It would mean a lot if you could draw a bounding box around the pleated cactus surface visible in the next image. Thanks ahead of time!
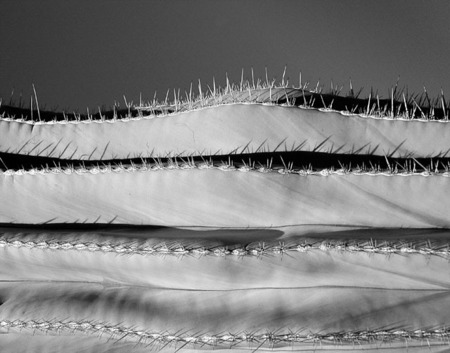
[1,80,450,352]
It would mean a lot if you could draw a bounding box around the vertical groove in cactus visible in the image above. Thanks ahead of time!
[1,80,450,352]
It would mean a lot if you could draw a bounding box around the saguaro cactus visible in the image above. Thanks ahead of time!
[0,77,449,352]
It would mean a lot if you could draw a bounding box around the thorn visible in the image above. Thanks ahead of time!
[280,155,288,170]
[165,88,170,105]
[254,138,268,153]
[413,157,428,172]
[32,84,41,122]
[320,94,326,108]
[0,157,7,170]
[366,93,371,115]
[30,95,33,121]
[312,136,331,152]
[384,155,392,172]
[402,93,409,119]
[198,79,203,106]
[251,67,255,89]
[391,87,395,118]
[273,137,288,152]
[441,89,448,120]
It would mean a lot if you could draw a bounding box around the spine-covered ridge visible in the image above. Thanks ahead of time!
[2,78,450,123]
[1,319,449,347]
[2,238,449,258]
[2,159,449,177]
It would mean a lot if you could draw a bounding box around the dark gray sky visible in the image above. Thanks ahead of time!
[1,0,449,111]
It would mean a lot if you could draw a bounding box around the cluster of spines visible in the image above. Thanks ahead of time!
[1,319,449,348]
[2,238,449,258]
[136,71,450,121]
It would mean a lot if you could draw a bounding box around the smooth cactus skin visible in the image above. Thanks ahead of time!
[1,81,450,352]
[1,167,450,228]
